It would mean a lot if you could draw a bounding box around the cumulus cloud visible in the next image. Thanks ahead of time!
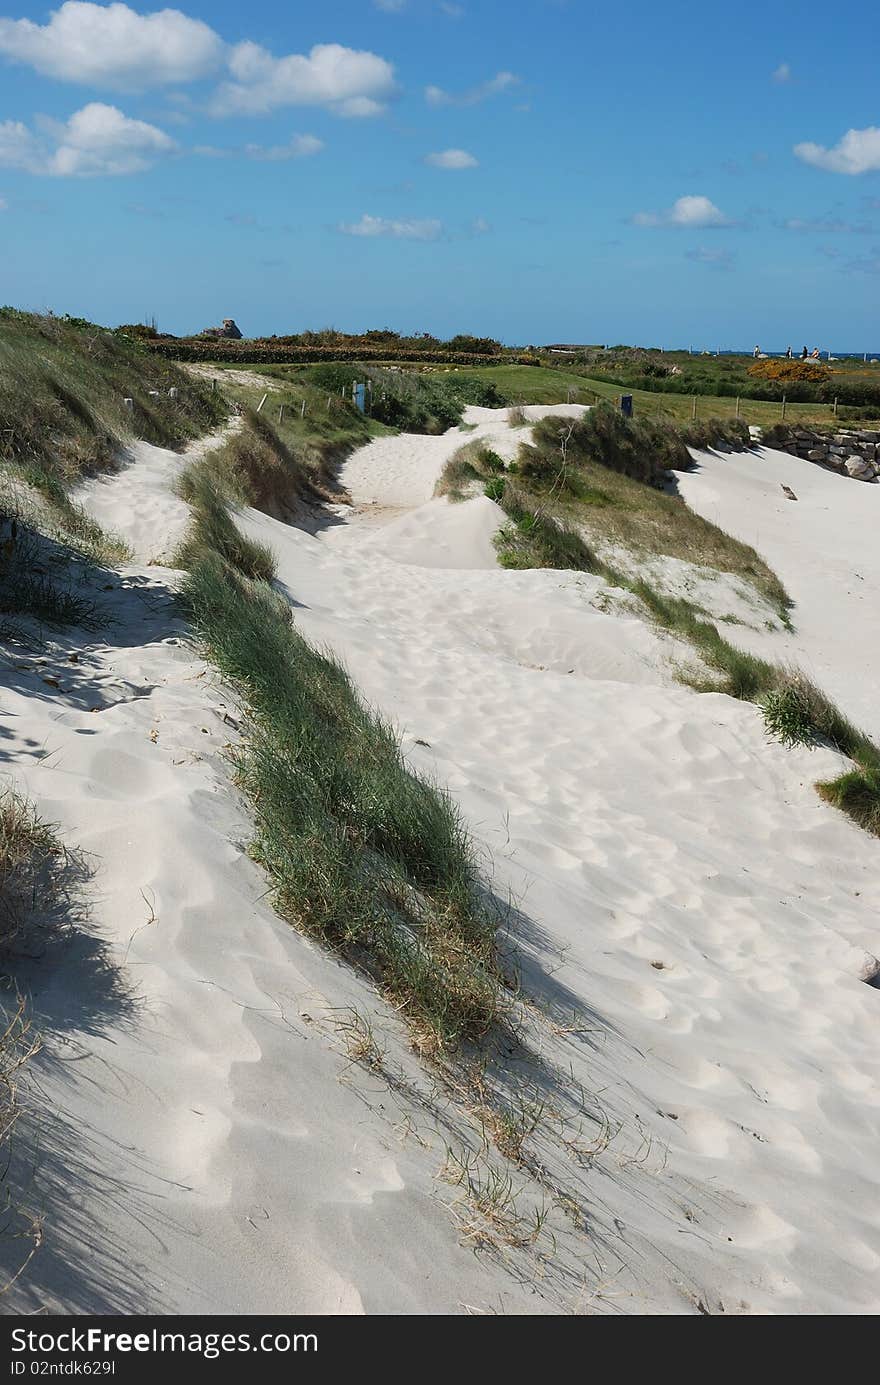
[212,41,395,117]
[0,1,223,89]
[425,70,517,106]
[338,213,442,240]
[0,102,175,176]
[794,127,880,175]
[772,62,792,84]
[633,194,731,227]
[424,147,477,169]
[0,8,396,120]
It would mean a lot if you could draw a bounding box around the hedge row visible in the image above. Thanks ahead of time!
[143,341,537,368]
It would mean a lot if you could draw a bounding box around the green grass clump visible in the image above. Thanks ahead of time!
[817,770,880,837]
[175,469,276,582]
[177,485,508,1053]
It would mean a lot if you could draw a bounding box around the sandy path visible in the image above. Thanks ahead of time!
[72,422,240,565]
[4,410,879,1314]
[678,446,880,737]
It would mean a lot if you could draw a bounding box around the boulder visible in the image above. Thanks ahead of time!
[845,454,874,479]
[806,448,827,461]
[199,317,243,340]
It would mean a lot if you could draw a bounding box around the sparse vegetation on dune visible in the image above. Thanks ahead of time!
[438,406,789,619]
[0,309,223,575]
[0,787,63,951]
[0,309,226,488]
[178,421,510,1054]
[437,412,880,838]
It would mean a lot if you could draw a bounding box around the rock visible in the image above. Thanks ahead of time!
[806,448,827,461]
[845,454,874,479]
[199,317,243,340]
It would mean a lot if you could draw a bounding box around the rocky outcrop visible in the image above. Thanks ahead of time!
[761,424,879,482]
[198,318,243,340]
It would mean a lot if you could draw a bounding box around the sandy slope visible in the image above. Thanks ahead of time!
[2,411,879,1315]
[679,446,880,737]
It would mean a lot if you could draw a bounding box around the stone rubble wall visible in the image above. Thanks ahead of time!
[760,425,880,482]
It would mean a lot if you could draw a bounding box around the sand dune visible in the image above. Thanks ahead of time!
[2,412,879,1314]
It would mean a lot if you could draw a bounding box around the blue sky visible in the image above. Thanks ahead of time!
[0,1,878,347]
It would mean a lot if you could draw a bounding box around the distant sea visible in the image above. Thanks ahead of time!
[690,350,880,362]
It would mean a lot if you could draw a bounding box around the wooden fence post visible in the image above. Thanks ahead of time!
[833,396,838,416]
[692,396,697,420]
[301,399,306,418]
[735,396,740,418]
[278,404,284,424]
[781,395,787,421]
[256,392,268,413]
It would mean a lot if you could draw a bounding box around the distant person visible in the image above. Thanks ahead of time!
[753,344,761,358]
[786,345,793,358]
[811,347,821,359]
[801,346,809,359]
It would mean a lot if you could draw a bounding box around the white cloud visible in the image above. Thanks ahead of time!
[244,134,324,162]
[425,70,517,106]
[212,41,395,117]
[424,147,477,169]
[0,102,175,176]
[0,2,223,89]
[195,134,324,162]
[0,196,7,210]
[374,0,407,9]
[794,127,880,175]
[339,213,442,240]
[471,216,490,234]
[633,194,731,227]
[772,62,792,84]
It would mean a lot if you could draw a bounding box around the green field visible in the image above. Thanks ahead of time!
[423,363,879,427]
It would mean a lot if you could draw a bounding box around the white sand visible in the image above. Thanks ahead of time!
[2,412,879,1314]
[678,445,880,737]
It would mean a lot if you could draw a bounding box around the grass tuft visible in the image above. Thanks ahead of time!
[177,493,509,1053]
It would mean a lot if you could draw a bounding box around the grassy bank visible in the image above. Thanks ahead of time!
[0,309,225,568]
[176,423,510,1054]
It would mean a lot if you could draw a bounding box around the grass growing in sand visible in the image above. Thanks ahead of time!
[0,310,225,489]
[437,416,880,838]
[439,405,790,620]
[177,419,510,1054]
[0,788,63,951]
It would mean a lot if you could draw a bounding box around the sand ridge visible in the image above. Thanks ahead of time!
[2,409,879,1314]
